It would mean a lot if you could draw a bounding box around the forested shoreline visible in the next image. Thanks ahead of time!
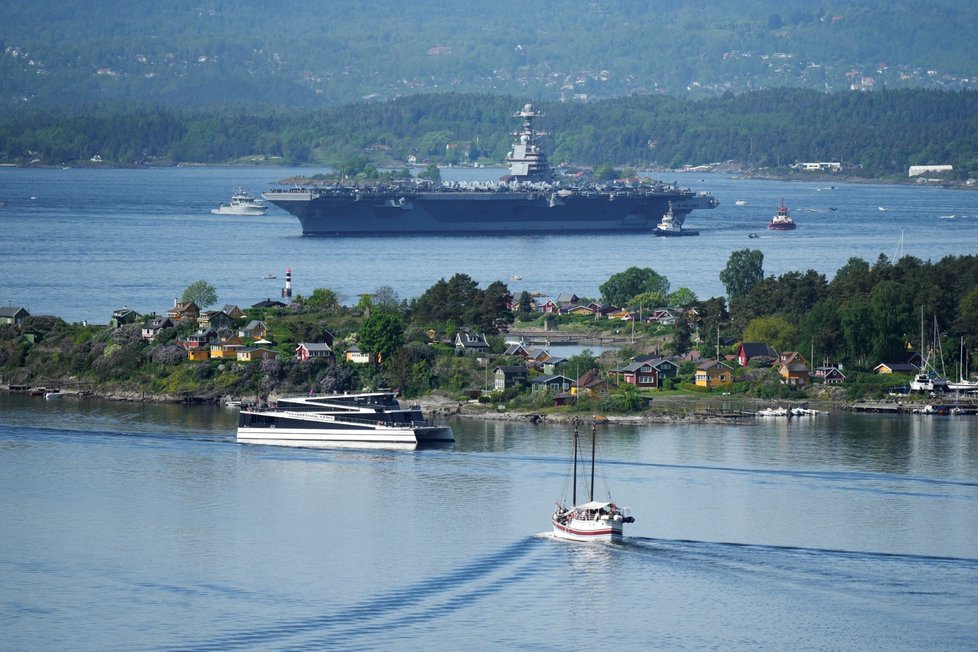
[2,252,977,409]
[2,89,977,179]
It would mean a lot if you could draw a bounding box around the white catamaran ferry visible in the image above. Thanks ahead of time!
[236,391,454,449]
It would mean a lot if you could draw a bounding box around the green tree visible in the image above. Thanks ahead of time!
[372,285,403,314]
[305,288,341,313]
[600,267,670,306]
[633,291,666,310]
[720,249,764,300]
[954,286,978,342]
[593,163,621,181]
[418,163,441,183]
[516,290,533,320]
[181,280,217,309]
[566,349,600,380]
[668,287,698,309]
[840,298,874,367]
[670,314,692,355]
[480,280,514,332]
[743,315,796,352]
[358,312,404,361]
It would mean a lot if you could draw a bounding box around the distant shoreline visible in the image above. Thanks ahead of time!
[5,160,973,189]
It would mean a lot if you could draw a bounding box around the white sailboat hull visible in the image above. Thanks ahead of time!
[552,514,624,542]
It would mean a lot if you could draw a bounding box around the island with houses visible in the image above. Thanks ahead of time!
[3,254,977,420]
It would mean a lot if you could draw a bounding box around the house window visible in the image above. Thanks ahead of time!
[639,375,655,384]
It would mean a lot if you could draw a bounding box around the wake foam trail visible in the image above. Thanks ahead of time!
[163,537,548,651]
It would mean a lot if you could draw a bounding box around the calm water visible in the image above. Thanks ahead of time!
[1,166,977,323]
[1,394,977,650]
[2,167,978,649]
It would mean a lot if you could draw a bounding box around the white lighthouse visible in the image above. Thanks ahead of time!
[282,267,292,298]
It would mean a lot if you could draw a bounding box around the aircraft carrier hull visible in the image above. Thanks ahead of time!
[264,188,718,236]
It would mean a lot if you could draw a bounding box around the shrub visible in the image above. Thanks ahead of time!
[151,345,185,365]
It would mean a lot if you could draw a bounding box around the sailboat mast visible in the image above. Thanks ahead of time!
[572,425,578,505]
[589,424,596,502]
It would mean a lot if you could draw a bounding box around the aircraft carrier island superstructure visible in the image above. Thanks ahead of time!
[262,104,718,236]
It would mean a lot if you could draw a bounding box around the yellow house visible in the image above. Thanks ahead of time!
[695,360,733,388]
[187,347,210,362]
[570,369,608,399]
[210,336,244,359]
[236,347,278,362]
[345,346,378,364]
[566,305,595,316]
[779,362,810,388]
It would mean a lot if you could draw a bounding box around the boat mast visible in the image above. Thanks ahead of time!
[572,424,578,506]
[589,423,596,502]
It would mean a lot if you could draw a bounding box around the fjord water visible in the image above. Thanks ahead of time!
[1,166,978,323]
[2,394,978,650]
[2,166,978,649]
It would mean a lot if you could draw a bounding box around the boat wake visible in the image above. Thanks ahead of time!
[165,538,551,651]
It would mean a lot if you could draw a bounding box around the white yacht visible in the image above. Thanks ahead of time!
[212,188,268,215]
[236,391,454,449]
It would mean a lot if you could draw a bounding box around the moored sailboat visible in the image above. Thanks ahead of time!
[552,420,634,542]
[948,337,978,392]
[910,311,950,393]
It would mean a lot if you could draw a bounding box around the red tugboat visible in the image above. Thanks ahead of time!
[768,198,797,230]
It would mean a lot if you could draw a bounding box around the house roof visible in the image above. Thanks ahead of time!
[815,366,846,378]
[298,342,332,352]
[698,359,733,371]
[620,360,655,372]
[252,299,286,308]
[242,320,266,331]
[781,362,810,373]
[740,342,777,358]
[530,374,559,384]
[875,362,917,372]
[0,307,29,318]
[456,330,489,347]
[494,365,527,374]
[575,368,604,388]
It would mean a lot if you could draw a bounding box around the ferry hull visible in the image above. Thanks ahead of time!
[266,190,718,236]
[236,425,454,449]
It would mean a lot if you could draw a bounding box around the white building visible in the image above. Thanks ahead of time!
[908,165,953,177]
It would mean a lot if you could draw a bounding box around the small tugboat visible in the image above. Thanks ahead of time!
[552,420,634,542]
[768,198,797,230]
[212,188,268,216]
[652,202,699,237]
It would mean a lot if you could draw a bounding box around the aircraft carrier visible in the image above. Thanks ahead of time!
[263,104,718,236]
